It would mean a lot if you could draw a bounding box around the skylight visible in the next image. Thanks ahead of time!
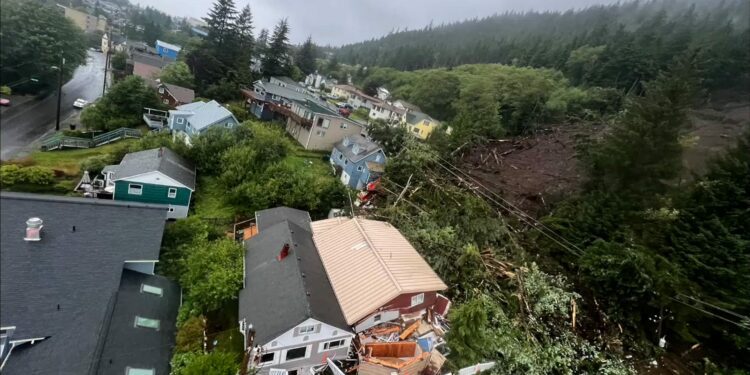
[140,284,163,297]
[134,316,160,330]
[126,368,155,375]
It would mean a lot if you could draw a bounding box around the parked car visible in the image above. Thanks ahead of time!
[73,98,88,109]
[0,98,10,106]
[338,107,351,117]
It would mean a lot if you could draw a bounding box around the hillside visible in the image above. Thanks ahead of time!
[335,0,749,91]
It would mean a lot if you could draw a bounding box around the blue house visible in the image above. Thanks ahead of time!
[168,100,239,145]
[243,79,310,121]
[330,134,386,190]
[155,40,181,60]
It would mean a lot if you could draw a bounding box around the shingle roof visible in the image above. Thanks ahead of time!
[239,213,348,344]
[95,270,181,375]
[255,206,311,232]
[172,100,237,132]
[311,218,447,325]
[256,80,308,102]
[334,134,384,164]
[148,79,195,104]
[112,147,196,190]
[0,192,167,374]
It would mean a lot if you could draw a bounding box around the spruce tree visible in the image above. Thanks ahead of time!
[261,19,291,77]
[236,4,254,52]
[296,36,317,76]
[203,0,238,49]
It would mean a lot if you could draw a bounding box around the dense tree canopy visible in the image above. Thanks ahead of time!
[0,0,87,93]
[80,76,162,130]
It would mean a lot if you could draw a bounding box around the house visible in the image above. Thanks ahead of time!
[348,91,381,110]
[130,52,171,80]
[102,147,196,219]
[310,217,448,331]
[168,100,240,145]
[285,99,364,151]
[405,112,440,140]
[242,79,310,121]
[304,72,332,90]
[330,134,386,189]
[148,79,195,107]
[368,101,406,124]
[0,192,180,375]
[330,84,358,101]
[393,100,422,113]
[155,40,181,60]
[376,87,390,101]
[101,32,126,54]
[57,4,107,33]
[269,76,307,94]
[238,207,353,375]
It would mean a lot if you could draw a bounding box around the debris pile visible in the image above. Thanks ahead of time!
[354,310,450,375]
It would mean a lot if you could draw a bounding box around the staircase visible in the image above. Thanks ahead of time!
[41,128,142,151]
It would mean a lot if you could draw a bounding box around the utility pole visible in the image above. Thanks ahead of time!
[102,30,112,96]
[55,56,65,132]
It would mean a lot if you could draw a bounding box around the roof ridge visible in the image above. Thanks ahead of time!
[285,220,315,319]
[351,217,401,292]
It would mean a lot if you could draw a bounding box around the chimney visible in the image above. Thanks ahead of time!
[24,218,43,242]
[277,243,290,261]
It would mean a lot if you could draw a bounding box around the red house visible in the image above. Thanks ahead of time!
[311,217,449,332]
[147,80,195,108]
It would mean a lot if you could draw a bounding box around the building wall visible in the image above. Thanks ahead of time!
[331,86,352,100]
[252,318,353,375]
[197,116,238,134]
[330,148,385,189]
[113,181,191,206]
[60,6,107,33]
[305,115,363,151]
[351,291,439,333]
[407,119,438,140]
[157,86,179,108]
[156,45,179,60]
[368,106,392,121]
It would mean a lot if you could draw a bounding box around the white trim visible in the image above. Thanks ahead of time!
[128,183,143,195]
[281,344,311,363]
[317,338,348,353]
[410,293,425,307]
[167,187,177,198]
[114,171,194,191]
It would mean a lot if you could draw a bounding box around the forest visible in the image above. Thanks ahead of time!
[335,0,749,92]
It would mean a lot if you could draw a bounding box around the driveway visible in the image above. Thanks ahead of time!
[0,51,106,160]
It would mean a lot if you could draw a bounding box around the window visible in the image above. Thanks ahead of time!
[322,119,330,129]
[158,87,165,94]
[373,314,381,322]
[298,325,315,334]
[176,117,184,124]
[140,284,163,296]
[357,166,364,172]
[340,123,348,129]
[285,346,307,361]
[412,127,420,134]
[376,154,383,162]
[128,184,143,195]
[323,339,346,351]
[167,188,177,198]
[272,94,281,101]
[410,293,425,307]
[163,99,169,104]
[260,352,275,364]
[338,154,343,160]
[317,130,326,137]
[134,316,160,330]
[126,368,155,375]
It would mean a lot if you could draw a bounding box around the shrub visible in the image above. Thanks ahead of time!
[1,165,54,186]
[79,155,114,176]
[1,164,23,185]
[175,316,206,353]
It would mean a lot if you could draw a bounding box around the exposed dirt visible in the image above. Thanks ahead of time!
[460,96,750,217]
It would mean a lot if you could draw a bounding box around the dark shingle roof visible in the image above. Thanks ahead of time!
[0,193,167,375]
[239,210,349,345]
[334,134,384,164]
[148,80,195,104]
[113,147,196,190]
[131,52,171,69]
[255,206,311,232]
[95,270,181,375]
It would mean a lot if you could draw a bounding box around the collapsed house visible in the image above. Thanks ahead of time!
[237,208,452,375]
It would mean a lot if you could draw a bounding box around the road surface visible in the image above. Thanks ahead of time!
[0,51,106,160]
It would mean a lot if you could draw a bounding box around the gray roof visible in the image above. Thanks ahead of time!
[239,209,349,345]
[171,100,238,132]
[113,147,196,190]
[256,206,311,232]
[95,270,181,375]
[334,134,385,164]
[272,76,304,88]
[406,111,433,125]
[130,51,171,69]
[256,80,309,102]
[148,80,195,104]
[0,192,168,375]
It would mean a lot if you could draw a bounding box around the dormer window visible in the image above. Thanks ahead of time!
[352,144,360,154]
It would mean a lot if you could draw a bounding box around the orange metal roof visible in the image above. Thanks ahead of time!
[311,218,447,325]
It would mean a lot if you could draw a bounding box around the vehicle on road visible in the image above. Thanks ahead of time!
[0,98,10,106]
[73,99,88,109]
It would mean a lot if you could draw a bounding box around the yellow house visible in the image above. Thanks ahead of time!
[405,111,439,140]
[57,4,107,33]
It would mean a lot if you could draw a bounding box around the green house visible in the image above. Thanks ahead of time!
[105,147,196,219]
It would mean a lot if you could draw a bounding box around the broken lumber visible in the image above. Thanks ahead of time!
[400,320,421,340]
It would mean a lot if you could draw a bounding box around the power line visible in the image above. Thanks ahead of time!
[668,296,749,330]
[676,294,750,321]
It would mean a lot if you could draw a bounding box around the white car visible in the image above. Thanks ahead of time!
[73,99,88,109]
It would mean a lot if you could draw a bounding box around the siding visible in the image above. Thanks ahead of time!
[114,181,191,206]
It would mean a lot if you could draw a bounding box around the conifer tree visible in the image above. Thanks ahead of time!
[296,36,317,76]
[261,19,291,77]
[203,0,238,49]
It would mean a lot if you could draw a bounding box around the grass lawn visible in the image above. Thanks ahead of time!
[3,139,137,195]
[349,108,370,123]
[286,147,333,180]
[191,176,237,222]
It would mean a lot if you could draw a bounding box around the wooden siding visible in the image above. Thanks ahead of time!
[114,180,191,206]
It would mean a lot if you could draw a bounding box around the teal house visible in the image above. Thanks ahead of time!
[103,147,196,219]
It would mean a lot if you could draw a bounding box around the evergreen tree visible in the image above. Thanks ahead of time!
[203,0,238,49]
[296,36,317,76]
[235,4,254,52]
[256,28,269,56]
[261,19,291,77]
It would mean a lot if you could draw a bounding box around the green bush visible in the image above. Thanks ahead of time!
[79,155,114,176]
[1,165,55,186]
[175,316,206,354]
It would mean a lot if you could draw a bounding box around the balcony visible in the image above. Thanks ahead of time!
[267,102,312,128]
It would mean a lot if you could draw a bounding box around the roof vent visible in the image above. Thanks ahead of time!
[24,218,43,242]
[277,243,290,261]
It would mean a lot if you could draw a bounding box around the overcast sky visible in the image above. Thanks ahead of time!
[133,0,622,46]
